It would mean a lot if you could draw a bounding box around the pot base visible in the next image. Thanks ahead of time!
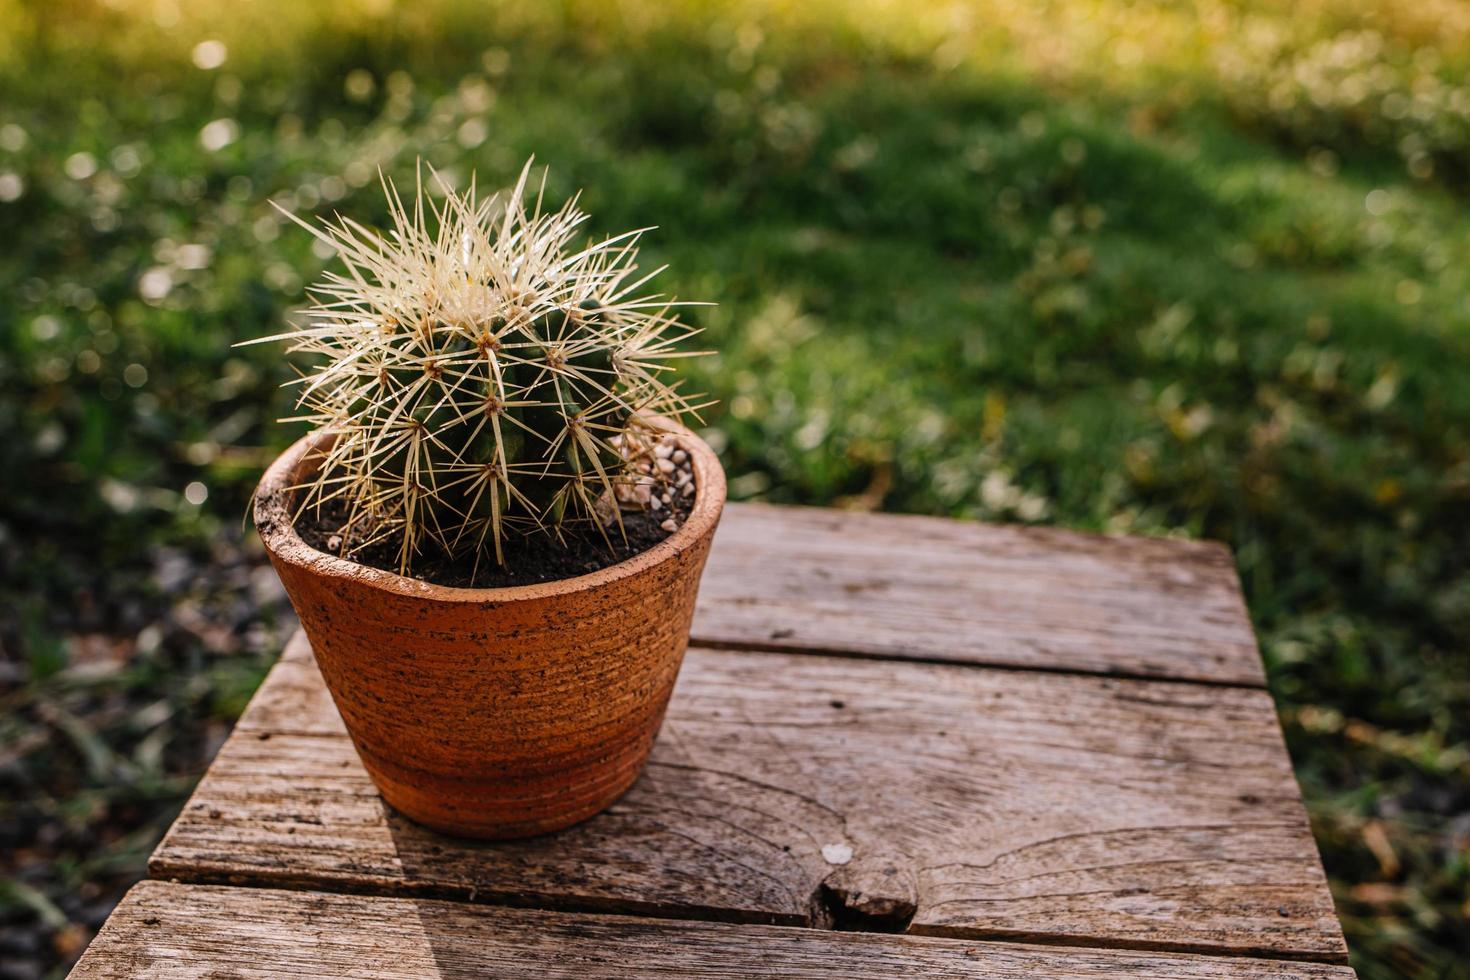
[357,698,672,840]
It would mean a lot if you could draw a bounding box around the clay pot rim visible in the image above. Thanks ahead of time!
[254,423,726,605]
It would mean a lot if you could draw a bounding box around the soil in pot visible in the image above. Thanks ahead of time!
[293,438,699,589]
[295,493,693,589]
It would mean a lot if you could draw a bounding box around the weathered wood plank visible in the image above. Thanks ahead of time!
[279,627,312,663]
[73,882,1355,979]
[692,504,1264,685]
[152,638,1344,962]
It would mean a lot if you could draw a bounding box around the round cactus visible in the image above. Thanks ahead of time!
[255,160,705,574]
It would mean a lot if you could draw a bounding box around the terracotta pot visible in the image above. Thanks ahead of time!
[254,427,725,839]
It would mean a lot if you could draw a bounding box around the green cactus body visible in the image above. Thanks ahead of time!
[261,161,704,574]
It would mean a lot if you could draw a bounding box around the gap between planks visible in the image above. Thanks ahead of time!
[284,629,1269,693]
[75,881,1358,980]
[687,637,1270,691]
[142,869,1349,967]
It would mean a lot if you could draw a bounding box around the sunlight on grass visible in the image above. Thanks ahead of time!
[16,0,1470,187]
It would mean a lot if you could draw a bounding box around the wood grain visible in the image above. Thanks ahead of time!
[73,881,1356,979]
[152,637,1345,962]
[691,504,1264,685]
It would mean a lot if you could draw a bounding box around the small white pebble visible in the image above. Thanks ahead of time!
[649,496,662,510]
[821,843,853,866]
[326,534,343,552]
[654,443,673,459]
[675,470,690,486]
[594,493,619,527]
[615,482,652,507]
[672,449,687,464]
[655,458,676,475]
[661,492,673,504]
[660,518,678,533]
[681,482,695,497]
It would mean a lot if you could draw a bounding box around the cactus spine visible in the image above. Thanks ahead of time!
[260,161,704,575]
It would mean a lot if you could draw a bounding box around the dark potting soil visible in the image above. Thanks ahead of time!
[293,492,691,589]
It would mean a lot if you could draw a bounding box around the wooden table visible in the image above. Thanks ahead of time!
[71,504,1354,978]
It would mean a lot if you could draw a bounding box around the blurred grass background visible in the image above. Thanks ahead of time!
[2,0,1469,976]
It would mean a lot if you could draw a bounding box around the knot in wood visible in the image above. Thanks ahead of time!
[814,858,918,934]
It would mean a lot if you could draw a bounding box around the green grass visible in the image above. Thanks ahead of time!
[2,2,1468,976]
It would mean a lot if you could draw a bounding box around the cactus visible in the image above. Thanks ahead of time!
[254,160,705,575]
